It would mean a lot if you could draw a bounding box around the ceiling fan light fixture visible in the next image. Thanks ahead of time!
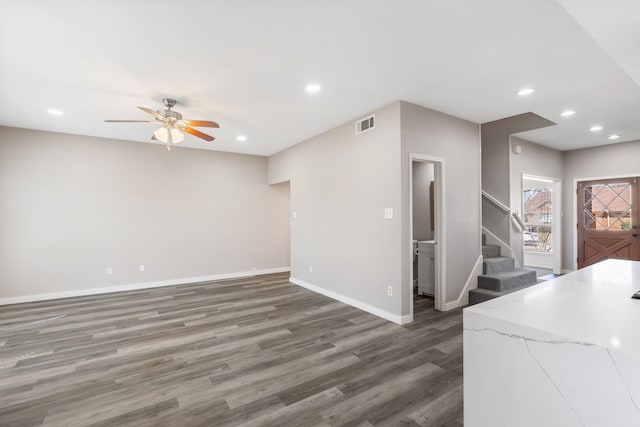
[153,126,184,144]
[153,126,168,142]
[170,128,184,143]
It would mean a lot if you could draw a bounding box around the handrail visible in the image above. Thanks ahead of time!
[511,211,526,232]
[481,190,510,213]
[482,190,525,233]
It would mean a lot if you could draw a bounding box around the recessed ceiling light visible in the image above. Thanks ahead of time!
[305,83,322,94]
[517,87,535,96]
[560,110,576,117]
[47,108,63,116]
[589,125,603,132]
[236,135,247,142]
[608,134,621,140]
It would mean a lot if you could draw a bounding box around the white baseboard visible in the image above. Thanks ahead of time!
[289,277,409,325]
[562,269,574,274]
[444,254,483,311]
[399,313,413,324]
[0,267,291,306]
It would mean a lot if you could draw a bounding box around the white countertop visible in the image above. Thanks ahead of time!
[465,259,640,358]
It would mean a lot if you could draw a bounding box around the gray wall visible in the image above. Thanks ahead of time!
[268,102,403,317]
[412,162,434,241]
[481,113,556,204]
[0,126,290,299]
[400,101,481,308]
[269,100,481,318]
[482,198,510,244]
[509,136,564,266]
[562,139,640,270]
[481,121,511,205]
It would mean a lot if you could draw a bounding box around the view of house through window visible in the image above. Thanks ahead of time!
[582,182,632,230]
[523,178,553,253]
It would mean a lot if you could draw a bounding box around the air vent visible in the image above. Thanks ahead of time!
[355,115,375,135]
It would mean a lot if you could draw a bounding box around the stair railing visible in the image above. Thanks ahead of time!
[511,211,526,233]
[482,191,510,213]
[481,190,524,233]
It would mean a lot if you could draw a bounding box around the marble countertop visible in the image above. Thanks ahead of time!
[465,259,640,358]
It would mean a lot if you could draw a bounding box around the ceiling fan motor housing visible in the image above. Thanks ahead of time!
[157,98,182,121]
[158,110,183,121]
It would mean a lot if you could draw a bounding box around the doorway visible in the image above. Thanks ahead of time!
[522,175,562,275]
[271,180,291,271]
[409,155,445,314]
[577,177,640,268]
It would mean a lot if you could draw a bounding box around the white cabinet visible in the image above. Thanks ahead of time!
[417,241,435,296]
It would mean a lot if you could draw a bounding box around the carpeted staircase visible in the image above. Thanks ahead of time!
[469,234,538,305]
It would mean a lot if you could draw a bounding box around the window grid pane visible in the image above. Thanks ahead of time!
[583,183,632,230]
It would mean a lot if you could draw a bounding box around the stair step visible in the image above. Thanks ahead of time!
[469,281,539,305]
[483,256,514,275]
[482,244,500,258]
[477,269,537,292]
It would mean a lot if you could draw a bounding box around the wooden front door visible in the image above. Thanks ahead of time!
[578,178,640,268]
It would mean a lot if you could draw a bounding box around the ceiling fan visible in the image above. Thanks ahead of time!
[105,98,220,151]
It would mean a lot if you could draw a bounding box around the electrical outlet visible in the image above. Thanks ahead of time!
[139,265,145,272]
[309,265,313,273]
[387,286,393,296]
[106,267,113,275]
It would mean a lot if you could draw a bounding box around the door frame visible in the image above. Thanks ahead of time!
[409,154,446,314]
[521,174,562,274]
[573,173,640,271]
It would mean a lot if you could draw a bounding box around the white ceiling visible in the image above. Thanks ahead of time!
[1,0,640,155]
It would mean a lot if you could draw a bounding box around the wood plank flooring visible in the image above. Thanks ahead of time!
[0,273,463,426]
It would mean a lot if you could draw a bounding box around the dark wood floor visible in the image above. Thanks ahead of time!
[0,273,463,426]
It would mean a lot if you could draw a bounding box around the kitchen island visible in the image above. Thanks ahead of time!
[464,259,640,427]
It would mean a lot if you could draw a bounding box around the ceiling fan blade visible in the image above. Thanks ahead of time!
[104,120,153,123]
[186,120,220,128]
[137,106,165,121]
[184,127,215,141]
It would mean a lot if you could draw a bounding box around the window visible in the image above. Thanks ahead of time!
[523,185,552,253]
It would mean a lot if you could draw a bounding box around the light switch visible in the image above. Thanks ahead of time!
[384,208,393,219]
[293,211,298,219]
